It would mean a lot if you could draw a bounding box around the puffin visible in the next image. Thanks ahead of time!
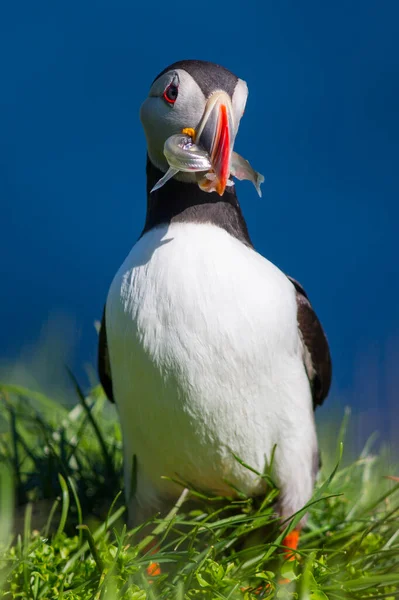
[98,60,332,556]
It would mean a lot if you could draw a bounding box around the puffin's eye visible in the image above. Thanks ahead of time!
[163,83,178,105]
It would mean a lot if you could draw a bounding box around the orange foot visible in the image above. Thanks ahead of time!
[278,529,300,584]
[282,529,300,561]
[144,537,161,581]
[147,561,161,578]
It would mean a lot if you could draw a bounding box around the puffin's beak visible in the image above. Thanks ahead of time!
[195,91,235,196]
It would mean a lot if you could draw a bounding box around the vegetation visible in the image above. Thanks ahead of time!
[0,380,398,599]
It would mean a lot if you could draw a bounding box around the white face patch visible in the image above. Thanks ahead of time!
[140,69,207,172]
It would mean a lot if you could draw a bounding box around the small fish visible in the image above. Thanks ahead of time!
[197,171,234,194]
[151,133,264,197]
[164,134,211,172]
[230,152,265,197]
[151,134,211,193]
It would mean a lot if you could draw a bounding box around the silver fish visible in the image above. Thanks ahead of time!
[151,133,264,197]
[164,134,211,172]
[230,152,265,197]
[151,134,211,193]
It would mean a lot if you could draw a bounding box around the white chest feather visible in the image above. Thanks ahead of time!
[106,223,317,516]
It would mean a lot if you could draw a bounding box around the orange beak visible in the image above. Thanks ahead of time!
[195,91,234,196]
[210,104,231,195]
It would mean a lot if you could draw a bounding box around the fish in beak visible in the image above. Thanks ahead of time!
[150,91,264,197]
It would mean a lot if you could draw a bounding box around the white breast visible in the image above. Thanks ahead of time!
[106,222,317,521]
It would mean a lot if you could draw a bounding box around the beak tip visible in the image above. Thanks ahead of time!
[216,181,226,196]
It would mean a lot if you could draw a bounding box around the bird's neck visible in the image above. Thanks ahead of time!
[141,157,253,246]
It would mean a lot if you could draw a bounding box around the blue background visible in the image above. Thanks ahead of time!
[1,1,398,447]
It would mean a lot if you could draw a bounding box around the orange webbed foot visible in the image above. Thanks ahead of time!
[143,537,161,581]
[282,529,300,561]
[146,561,161,578]
[277,529,300,585]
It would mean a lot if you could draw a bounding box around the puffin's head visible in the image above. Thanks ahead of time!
[140,60,248,195]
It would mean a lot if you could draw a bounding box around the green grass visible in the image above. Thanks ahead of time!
[0,381,398,599]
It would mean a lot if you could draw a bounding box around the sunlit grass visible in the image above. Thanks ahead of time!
[0,381,398,599]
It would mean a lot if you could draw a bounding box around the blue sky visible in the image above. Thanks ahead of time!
[1,1,398,444]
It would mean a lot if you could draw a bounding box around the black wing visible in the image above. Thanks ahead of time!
[98,306,115,403]
[288,277,332,409]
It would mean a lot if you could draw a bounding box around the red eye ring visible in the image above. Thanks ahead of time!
[163,82,178,105]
